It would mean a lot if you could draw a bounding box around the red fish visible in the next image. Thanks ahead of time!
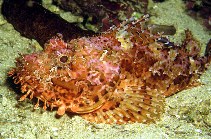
[9,15,211,124]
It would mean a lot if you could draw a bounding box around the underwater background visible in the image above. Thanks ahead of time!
[0,0,211,138]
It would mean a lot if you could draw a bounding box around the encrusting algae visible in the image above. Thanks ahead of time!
[8,15,211,124]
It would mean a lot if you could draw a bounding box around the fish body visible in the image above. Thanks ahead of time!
[9,16,210,124]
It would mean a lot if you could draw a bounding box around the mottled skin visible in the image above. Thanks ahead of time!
[9,16,210,124]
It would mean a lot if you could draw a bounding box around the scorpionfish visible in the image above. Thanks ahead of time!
[9,15,211,124]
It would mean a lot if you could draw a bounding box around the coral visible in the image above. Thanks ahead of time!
[183,0,211,30]
[9,15,211,124]
[53,0,148,32]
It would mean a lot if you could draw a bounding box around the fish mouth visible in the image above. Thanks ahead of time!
[51,78,112,114]
[69,97,108,114]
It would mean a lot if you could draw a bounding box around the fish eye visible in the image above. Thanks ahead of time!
[59,55,69,63]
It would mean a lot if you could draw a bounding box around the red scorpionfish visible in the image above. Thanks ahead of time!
[9,15,211,124]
